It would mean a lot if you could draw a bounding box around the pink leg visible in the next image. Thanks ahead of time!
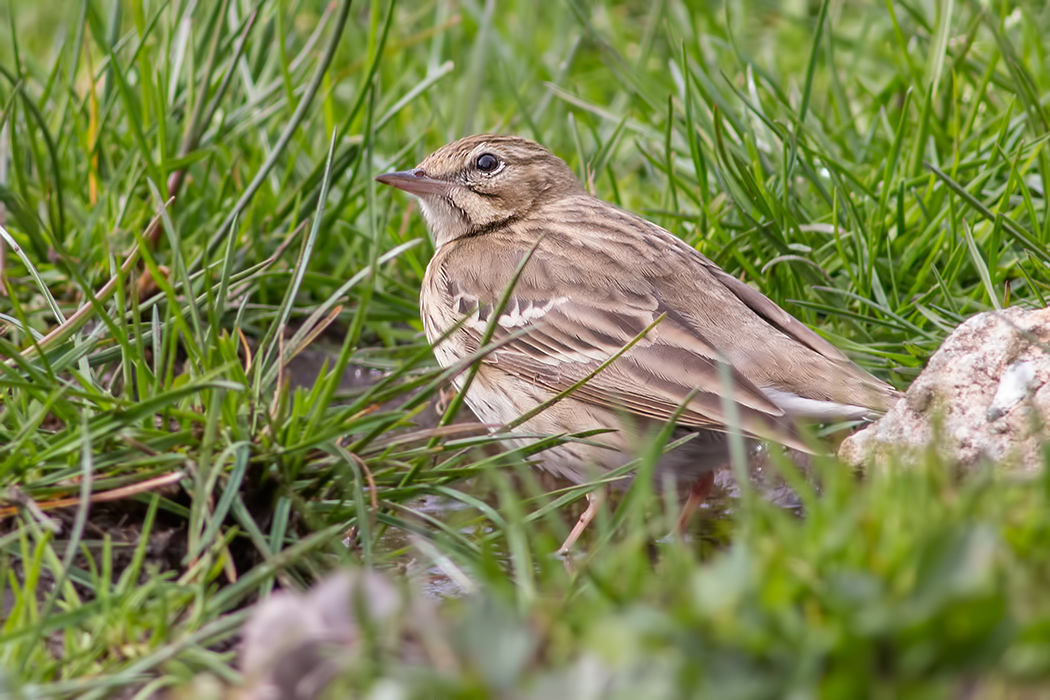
[558,491,601,554]
[676,471,715,535]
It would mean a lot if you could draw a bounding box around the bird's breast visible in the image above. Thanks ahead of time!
[421,258,465,370]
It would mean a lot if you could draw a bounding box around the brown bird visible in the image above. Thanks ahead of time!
[376,134,900,553]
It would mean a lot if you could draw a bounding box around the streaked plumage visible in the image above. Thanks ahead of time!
[376,134,900,549]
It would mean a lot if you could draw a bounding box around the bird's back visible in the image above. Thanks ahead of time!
[422,192,899,440]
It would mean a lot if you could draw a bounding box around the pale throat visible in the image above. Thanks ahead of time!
[417,196,469,248]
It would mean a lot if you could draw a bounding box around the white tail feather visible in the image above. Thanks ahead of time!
[761,387,877,422]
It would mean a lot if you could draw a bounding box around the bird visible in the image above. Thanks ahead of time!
[376,134,901,553]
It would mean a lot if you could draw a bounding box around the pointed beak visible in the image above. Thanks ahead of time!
[374,169,449,197]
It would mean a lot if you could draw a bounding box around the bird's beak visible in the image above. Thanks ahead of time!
[374,169,449,197]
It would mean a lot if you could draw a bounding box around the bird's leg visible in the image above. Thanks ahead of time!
[558,490,602,555]
[676,471,715,535]
[436,385,457,414]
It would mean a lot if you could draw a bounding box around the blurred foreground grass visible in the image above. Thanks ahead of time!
[0,0,1049,697]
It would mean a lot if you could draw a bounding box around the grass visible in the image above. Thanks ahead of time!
[0,0,1049,697]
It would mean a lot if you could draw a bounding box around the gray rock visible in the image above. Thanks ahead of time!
[839,306,1050,472]
[238,569,441,700]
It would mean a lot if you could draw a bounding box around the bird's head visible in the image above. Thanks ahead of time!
[375,134,583,247]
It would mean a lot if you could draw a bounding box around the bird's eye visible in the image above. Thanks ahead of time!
[475,153,500,173]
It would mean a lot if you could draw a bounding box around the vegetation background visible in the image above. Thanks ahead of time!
[1,0,1049,697]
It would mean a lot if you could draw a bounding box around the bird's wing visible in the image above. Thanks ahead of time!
[697,257,849,362]
[437,263,811,452]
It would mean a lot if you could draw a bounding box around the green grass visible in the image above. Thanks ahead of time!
[0,0,1049,697]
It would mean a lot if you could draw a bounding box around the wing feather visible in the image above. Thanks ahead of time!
[453,290,811,450]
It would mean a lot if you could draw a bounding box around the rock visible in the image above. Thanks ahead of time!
[839,306,1050,472]
[237,569,442,700]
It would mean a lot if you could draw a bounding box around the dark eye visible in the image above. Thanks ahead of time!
[475,153,500,172]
